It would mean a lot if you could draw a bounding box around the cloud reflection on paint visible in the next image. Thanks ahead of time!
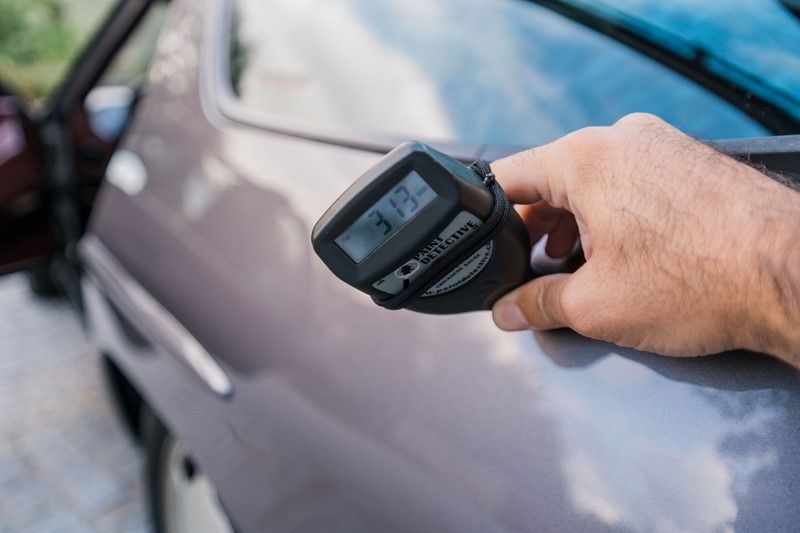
[565,443,736,533]
[528,341,792,533]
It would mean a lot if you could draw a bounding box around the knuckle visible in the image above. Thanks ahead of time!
[559,280,614,339]
[560,284,589,331]
[614,112,665,128]
[562,127,631,194]
[559,126,618,175]
[563,126,611,155]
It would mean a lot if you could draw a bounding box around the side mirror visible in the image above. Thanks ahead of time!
[73,85,137,181]
[84,85,136,142]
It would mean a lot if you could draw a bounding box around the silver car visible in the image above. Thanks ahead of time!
[1,0,799,531]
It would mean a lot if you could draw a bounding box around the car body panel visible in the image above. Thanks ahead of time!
[80,0,800,531]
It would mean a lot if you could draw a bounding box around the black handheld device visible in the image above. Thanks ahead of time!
[312,142,532,314]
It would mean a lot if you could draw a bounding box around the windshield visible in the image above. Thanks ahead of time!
[549,0,800,132]
[226,0,776,146]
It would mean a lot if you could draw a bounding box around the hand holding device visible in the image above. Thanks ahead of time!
[312,142,532,314]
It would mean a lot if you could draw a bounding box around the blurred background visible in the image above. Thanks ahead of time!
[0,274,148,532]
[0,0,161,111]
[1,2,159,530]
[0,1,151,530]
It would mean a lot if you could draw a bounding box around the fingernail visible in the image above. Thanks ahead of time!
[492,300,529,331]
[545,249,571,260]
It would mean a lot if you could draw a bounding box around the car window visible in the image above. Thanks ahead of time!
[558,0,800,126]
[224,0,769,146]
[96,2,168,90]
[0,0,120,114]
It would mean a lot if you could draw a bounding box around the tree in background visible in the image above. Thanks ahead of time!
[0,0,78,111]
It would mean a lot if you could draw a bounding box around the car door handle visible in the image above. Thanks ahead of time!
[79,234,233,397]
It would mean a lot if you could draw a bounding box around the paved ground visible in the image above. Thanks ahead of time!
[0,274,150,532]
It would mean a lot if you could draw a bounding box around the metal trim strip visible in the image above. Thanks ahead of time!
[79,234,234,397]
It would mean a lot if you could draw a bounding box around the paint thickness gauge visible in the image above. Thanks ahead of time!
[312,142,533,314]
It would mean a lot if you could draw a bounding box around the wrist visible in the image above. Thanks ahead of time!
[745,181,800,366]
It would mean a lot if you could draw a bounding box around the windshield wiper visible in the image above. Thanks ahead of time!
[782,0,800,21]
[529,0,800,135]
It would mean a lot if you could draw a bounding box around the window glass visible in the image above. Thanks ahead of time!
[226,0,770,146]
[560,0,800,125]
[97,2,167,89]
[0,0,119,113]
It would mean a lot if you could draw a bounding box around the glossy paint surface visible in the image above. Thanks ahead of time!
[83,0,800,531]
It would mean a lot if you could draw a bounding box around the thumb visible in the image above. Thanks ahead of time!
[492,273,573,331]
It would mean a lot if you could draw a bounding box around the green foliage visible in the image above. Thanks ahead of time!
[0,0,114,112]
[228,6,249,97]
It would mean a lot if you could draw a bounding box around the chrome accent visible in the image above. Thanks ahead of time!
[79,234,233,397]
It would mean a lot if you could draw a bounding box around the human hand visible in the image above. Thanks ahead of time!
[491,113,800,365]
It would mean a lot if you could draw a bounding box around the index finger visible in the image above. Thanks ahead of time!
[489,134,582,209]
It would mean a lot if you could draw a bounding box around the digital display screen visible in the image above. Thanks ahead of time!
[335,171,437,263]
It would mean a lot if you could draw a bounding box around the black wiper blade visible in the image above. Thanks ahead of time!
[782,0,800,20]
[529,0,800,135]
